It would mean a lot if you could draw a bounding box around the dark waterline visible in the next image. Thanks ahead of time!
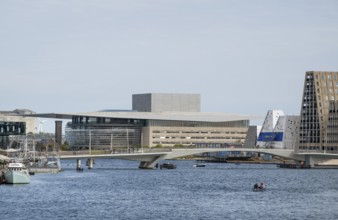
[1,159,338,220]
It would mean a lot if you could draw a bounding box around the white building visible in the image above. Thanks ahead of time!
[257,110,299,149]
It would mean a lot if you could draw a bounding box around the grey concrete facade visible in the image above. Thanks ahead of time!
[243,126,259,148]
[132,93,200,112]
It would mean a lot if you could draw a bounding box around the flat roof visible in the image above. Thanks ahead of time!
[26,111,260,122]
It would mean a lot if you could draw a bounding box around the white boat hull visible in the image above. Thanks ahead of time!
[5,170,30,184]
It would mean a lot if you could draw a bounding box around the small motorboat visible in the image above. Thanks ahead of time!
[193,164,206,167]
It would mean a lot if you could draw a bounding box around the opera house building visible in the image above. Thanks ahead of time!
[35,93,255,150]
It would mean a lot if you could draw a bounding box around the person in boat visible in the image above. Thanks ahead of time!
[253,183,259,189]
[258,182,266,190]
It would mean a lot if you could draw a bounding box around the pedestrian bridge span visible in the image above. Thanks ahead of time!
[59,147,312,169]
[2,147,337,168]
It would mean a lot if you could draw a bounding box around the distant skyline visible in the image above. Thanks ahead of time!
[1,0,338,132]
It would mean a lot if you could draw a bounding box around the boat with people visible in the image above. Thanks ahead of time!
[4,162,30,184]
[253,182,266,191]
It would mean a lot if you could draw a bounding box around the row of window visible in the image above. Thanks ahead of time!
[152,130,246,135]
[152,142,229,147]
[0,122,26,135]
[321,81,338,87]
[307,72,338,81]
[300,139,320,143]
[148,120,249,128]
[72,116,143,126]
[153,136,244,140]
[299,146,338,151]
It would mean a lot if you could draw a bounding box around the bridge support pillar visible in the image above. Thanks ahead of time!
[87,158,94,169]
[76,159,81,170]
[138,156,162,169]
[305,155,316,167]
[139,161,153,169]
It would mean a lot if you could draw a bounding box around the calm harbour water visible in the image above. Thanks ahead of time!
[1,159,338,220]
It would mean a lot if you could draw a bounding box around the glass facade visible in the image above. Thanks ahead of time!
[0,121,26,136]
[65,116,143,150]
[65,116,250,149]
[0,121,26,149]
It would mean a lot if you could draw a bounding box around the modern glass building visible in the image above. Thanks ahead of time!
[29,93,256,150]
[62,111,251,150]
[31,93,255,150]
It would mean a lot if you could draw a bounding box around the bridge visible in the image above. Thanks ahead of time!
[2,147,338,169]
[57,147,338,169]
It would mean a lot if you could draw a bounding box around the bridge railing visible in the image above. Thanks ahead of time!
[59,148,172,156]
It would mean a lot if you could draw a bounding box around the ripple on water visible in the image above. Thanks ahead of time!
[1,159,337,220]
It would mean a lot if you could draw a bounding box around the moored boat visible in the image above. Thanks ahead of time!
[193,164,206,167]
[29,155,61,174]
[5,162,30,184]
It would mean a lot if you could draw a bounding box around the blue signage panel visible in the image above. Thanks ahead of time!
[258,132,283,142]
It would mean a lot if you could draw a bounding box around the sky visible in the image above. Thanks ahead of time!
[1,0,338,131]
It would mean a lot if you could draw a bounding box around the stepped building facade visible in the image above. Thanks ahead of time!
[299,71,338,153]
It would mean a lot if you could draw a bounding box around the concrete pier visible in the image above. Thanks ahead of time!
[87,158,94,169]
[76,159,82,170]
[0,170,6,184]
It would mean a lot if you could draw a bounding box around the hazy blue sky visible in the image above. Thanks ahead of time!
[1,0,338,128]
